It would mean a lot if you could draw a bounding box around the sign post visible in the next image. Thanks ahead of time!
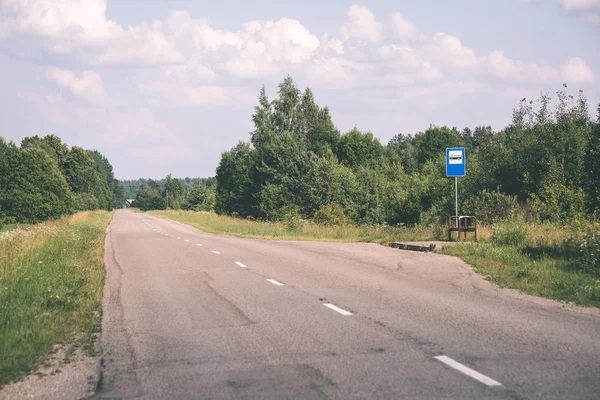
[446,148,466,239]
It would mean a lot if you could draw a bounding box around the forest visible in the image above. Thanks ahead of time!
[211,77,600,227]
[0,134,124,227]
[129,77,600,228]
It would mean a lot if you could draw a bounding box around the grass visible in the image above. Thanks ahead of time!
[148,210,442,244]
[441,221,600,308]
[0,211,113,388]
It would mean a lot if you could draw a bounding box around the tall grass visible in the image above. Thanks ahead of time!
[0,211,113,387]
[442,220,600,307]
[148,210,442,244]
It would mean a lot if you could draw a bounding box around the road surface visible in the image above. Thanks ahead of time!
[93,210,600,399]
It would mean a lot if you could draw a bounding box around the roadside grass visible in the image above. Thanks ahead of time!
[0,211,113,388]
[148,210,442,244]
[441,221,600,308]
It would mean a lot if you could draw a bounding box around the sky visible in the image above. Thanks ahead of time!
[0,0,598,179]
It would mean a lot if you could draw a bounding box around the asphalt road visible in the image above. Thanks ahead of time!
[93,210,600,399]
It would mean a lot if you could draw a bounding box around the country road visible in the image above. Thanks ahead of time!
[93,210,600,399]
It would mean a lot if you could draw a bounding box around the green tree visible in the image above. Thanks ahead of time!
[163,174,185,208]
[336,128,385,170]
[134,183,165,211]
[584,104,600,213]
[0,142,74,223]
[184,182,216,211]
[215,142,255,216]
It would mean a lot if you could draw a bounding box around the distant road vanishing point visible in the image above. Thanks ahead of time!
[92,210,600,399]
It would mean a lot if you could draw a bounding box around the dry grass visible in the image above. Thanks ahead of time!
[148,210,442,244]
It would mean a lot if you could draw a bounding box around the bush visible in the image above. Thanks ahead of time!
[463,189,517,224]
[313,203,348,225]
[491,220,530,247]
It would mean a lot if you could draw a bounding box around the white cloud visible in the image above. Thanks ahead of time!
[486,50,561,83]
[339,5,384,43]
[45,67,106,102]
[2,1,598,172]
[390,12,417,40]
[560,57,595,84]
[419,33,478,68]
[305,57,370,89]
[484,52,595,85]
[561,0,600,10]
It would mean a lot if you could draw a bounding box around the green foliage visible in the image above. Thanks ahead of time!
[163,173,185,206]
[564,224,600,278]
[133,183,165,211]
[0,141,74,223]
[0,135,121,225]
[463,189,518,224]
[313,203,349,225]
[336,128,385,170]
[213,77,599,228]
[73,193,100,212]
[183,182,216,211]
[491,220,531,247]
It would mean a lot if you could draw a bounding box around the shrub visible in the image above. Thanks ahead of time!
[463,189,517,224]
[313,203,348,225]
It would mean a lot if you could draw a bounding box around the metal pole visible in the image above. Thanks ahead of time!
[455,177,459,240]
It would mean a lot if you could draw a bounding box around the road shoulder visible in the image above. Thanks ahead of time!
[0,344,100,400]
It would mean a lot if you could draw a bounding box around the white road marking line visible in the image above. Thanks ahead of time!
[185,239,190,242]
[323,303,352,316]
[267,279,284,286]
[196,244,203,247]
[235,261,247,268]
[212,251,221,254]
[434,356,502,387]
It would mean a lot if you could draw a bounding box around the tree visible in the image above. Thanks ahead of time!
[184,182,215,211]
[0,143,74,223]
[134,183,165,211]
[215,142,255,216]
[163,174,185,208]
[584,104,600,213]
[336,128,385,170]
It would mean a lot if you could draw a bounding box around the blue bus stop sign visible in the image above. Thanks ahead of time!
[446,148,466,177]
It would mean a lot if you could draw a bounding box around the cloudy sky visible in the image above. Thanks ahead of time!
[0,0,597,179]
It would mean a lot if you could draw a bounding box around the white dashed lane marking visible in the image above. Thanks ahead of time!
[434,356,502,387]
[212,251,221,254]
[323,303,352,316]
[196,244,203,247]
[235,262,247,268]
[267,279,284,286]
[185,239,190,242]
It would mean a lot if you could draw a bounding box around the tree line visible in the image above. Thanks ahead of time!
[129,175,216,212]
[120,177,216,199]
[212,77,600,226]
[0,134,124,226]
